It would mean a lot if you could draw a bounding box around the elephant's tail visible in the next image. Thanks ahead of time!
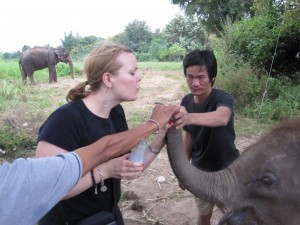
[19,55,23,72]
[19,61,22,73]
[19,54,26,83]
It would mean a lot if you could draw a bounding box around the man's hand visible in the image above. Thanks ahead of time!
[150,104,180,131]
[172,106,190,129]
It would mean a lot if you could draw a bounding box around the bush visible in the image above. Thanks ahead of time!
[256,78,300,121]
[220,11,300,82]
[0,59,21,80]
[235,76,300,122]
[0,125,36,158]
[213,46,300,122]
[159,44,185,61]
[135,52,157,62]
[0,79,22,100]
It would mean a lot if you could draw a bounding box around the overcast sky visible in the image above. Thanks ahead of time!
[1,0,182,52]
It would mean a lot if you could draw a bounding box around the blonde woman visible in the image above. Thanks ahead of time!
[36,44,173,225]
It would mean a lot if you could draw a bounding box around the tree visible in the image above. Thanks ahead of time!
[113,20,153,52]
[251,0,289,16]
[3,51,21,59]
[60,31,78,52]
[220,0,300,81]
[148,36,168,61]
[159,44,185,61]
[60,32,104,59]
[162,15,207,52]
[171,0,254,35]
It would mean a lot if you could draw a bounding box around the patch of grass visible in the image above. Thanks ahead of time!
[0,124,36,159]
[0,79,22,100]
[138,62,182,71]
[0,58,82,83]
[234,114,275,137]
[0,59,21,80]
[123,104,151,128]
[0,78,72,159]
[0,61,286,160]
[0,80,30,113]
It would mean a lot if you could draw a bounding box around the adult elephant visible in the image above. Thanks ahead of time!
[166,117,300,225]
[19,46,74,84]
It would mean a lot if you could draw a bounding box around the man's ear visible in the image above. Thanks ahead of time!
[211,77,216,86]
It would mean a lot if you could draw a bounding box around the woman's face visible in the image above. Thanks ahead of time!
[111,52,141,102]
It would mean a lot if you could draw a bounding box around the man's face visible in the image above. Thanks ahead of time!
[186,65,212,101]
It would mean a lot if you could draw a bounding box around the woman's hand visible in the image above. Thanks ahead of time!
[150,104,180,130]
[101,154,144,180]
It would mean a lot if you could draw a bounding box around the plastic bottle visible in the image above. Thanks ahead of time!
[128,139,147,163]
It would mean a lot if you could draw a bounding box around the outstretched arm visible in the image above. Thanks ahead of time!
[62,104,179,198]
[75,104,179,177]
[173,105,232,129]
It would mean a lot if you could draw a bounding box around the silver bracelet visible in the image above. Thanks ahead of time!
[149,145,160,155]
[97,166,107,192]
[147,119,160,134]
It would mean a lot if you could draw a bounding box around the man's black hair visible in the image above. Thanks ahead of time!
[183,49,217,86]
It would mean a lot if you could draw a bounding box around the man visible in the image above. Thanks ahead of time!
[0,104,178,225]
[173,49,239,225]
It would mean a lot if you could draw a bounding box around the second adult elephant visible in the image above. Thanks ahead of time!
[166,118,300,225]
[19,46,74,84]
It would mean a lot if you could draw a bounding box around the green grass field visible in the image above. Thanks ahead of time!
[0,60,275,158]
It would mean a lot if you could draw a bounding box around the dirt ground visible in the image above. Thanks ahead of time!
[119,70,259,225]
[119,136,258,225]
[1,70,260,225]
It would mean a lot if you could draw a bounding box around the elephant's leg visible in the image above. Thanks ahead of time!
[49,75,53,83]
[53,73,58,82]
[49,67,57,83]
[23,65,35,84]
[29,73,35,85]
[21,70,27,84]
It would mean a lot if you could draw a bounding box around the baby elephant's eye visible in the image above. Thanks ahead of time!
[260,176,274,186]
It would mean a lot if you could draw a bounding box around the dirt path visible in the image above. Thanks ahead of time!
[120,136,258,225]
[118,70,259,225]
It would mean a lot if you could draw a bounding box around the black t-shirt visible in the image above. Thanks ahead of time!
[38,100,128,225]
[181,89,239,172]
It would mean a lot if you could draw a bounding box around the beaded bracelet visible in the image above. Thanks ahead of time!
[147,119,160,134]
[149,145,160,155]
[90,169,98,195]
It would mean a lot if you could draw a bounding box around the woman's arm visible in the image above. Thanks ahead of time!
[37,104,180,198]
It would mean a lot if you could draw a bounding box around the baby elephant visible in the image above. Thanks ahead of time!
[166,117,300,225]
[19,46,74,84]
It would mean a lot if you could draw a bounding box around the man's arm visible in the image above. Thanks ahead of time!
[0,104,179,224]
[187,106,231,127]
[173,106,232,129]
[74,104,178,178]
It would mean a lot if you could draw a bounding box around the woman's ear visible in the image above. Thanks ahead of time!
[102,72,113,88]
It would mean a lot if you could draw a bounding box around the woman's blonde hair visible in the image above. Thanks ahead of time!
[66,43,133,102]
